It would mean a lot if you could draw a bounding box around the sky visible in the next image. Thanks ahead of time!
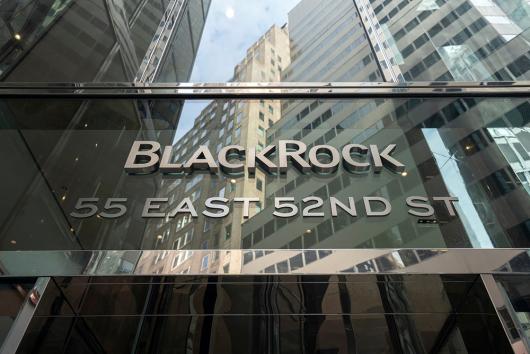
[173,0,301,142]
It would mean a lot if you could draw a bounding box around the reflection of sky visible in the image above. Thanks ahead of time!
[424,129,494,248]
[174,0,300,142]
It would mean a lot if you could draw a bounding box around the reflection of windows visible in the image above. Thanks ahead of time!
[257,126,265,136]
[185,175,204,191]
[225,224,231,240]
[256,178,263,191]
[201,255,209,270]
[259,112,265,121]
[268,105,274,114]
[235,127,241,139]
[219,187,226,198]
[191,190,201,201]
[514,143,529,160]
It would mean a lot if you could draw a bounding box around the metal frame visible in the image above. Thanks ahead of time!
[0,249,530,277]
[0,81,529,98]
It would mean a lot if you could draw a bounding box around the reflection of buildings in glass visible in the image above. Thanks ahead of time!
[0,0,211,250]
[141,25,291,274]
[0,0,209,82]
[241,0,530,273]
[489,127,530,195]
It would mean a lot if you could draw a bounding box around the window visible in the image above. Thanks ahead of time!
[185,175,204,191]
[268,105,274,114]
[257,126,265,136]
[225,224,231,240]
[256,178,263,191]
[184,229,193,244]
[268,119,273,128]
[201,255,209,271]
[259,112,265,121]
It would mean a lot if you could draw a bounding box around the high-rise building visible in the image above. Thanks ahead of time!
[137,24,291,274]
[0,0,530,352]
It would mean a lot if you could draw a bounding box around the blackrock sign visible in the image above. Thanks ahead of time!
[69,140,459,220]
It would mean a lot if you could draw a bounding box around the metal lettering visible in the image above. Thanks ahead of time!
[159,146,183,174]
[203,197,230,218]
[406,196,435,217]
[363,196,391,217]
[433,196,459,216]
[125,141,161,174]
[278,140,310,174]
[308,145,340,174]
[142,198,167,218]
[342,144,370,173]
[247,145,277,175]
[218,145,245,175]
[183,146,219,174]
[234,197,260,218]
[370,144,405,174]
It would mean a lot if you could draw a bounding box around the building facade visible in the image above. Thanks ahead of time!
[0,0,530,353]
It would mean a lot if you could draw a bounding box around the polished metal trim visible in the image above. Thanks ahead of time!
[0,81,529,98]
[0,277,50,354]
[1,249,530,277]
[481,274,530,354]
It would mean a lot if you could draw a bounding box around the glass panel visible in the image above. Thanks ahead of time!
[0,97,529,266]
[18,274,511,353]
[1,0,530,82]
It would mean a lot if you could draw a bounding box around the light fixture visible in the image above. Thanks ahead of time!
[401,171,408,177]
[61,195,66,201]
[465,145,472,150]
[14,33,21,41]
[10,240,16,245]
[230,179,236,184]
[157,235,163,239]
[304,229,312,234]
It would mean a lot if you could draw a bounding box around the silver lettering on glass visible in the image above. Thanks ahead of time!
[70,198,100,218]
[273,197,298,218]
[203,197,230,218]
[247,145,277,175]
[342,144,370,173]
[302,196,325,216]
[159,146,183,174]
[278,140,310,173]
[125,141,161,174]
[218,145,245,175]
[234,197,260,218]
[433,196,459,216]
[330,197,357,216]
[99,198,128,219]
[168,197,198,218]
[406,196,435,217]
[183,146,219,174]
[142,198,168,218]
[363,197,391,217]
[308,145,340,174]
[369,144,405,173]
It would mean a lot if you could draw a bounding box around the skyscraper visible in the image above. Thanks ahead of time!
[138,24,291,274]
[0,0,529,352]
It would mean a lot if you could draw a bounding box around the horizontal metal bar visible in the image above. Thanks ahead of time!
[0,249,529,277]
[0,81,529,98]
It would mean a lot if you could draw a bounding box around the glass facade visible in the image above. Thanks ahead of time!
[0,0,529,352]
